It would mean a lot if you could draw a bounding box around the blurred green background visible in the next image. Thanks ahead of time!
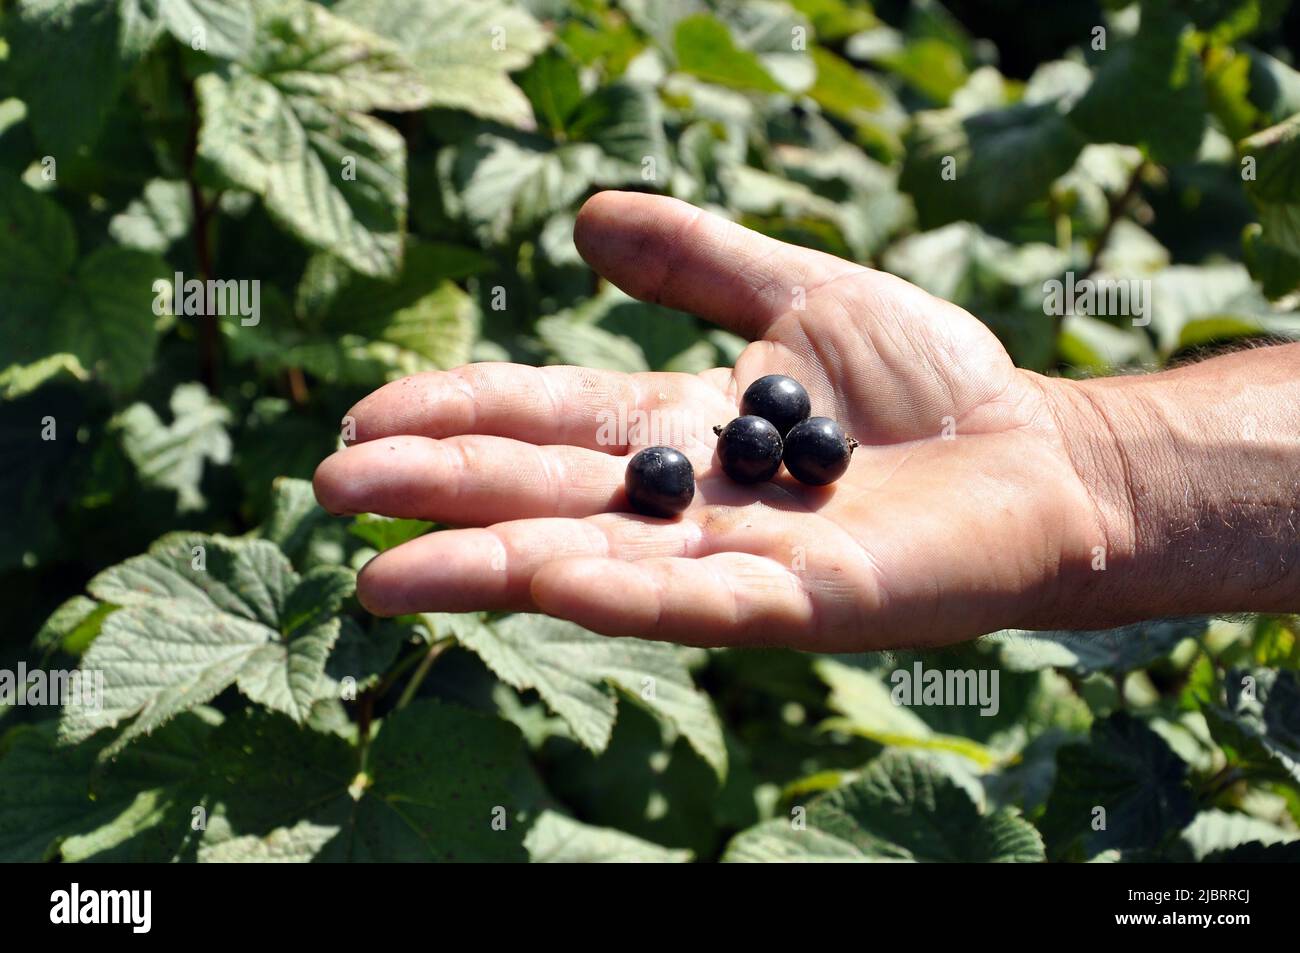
[1,0,1299,862]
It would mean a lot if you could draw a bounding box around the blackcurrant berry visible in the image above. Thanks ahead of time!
[625,446,695,518]
[713,416,783,484]
[783,417,857,486]
[740,374,811,436]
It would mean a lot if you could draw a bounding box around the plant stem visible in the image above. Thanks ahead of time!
[184,79,219,393]
[1083,160,1148,279]
[396,636,454,710]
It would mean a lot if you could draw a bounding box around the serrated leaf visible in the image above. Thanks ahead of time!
[198,701,537,861]
[441,613,727,780]
[536,316,650,372]
[62,534,353,748]
[259,476,338,568]
[0,712,216,862]
[524,811,693,862]
[0,177,165,393]
[114,382,232,512]
[726,750,1044,862]
[195,0,427,277]
[142,0,253,61]
[198,820,341,862]
[900,101,1085,228]
[814,659,999,767]
[334,0,548,128]
[1039,712,1196,860]
[1180,808,1298,860]
[1207,667,1300,784]
[987,618,1209,676]
[440,135,602,244]
[722,818,869,862]
[567,81,670,172]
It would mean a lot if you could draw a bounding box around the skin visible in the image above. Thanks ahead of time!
[313,191,1300,652]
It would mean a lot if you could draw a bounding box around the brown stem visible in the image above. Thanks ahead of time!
[1083,160,1148,280]
[184,80,219,393]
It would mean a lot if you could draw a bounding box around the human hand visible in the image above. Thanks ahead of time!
[313,191,1300,650]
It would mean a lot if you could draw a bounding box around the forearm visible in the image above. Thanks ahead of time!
[1045,342,1300,623]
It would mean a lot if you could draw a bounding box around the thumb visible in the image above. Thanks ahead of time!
[573,190,863,341]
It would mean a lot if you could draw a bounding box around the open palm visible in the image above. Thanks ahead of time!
[314,191,1108,651]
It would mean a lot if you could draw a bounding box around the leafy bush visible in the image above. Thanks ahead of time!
[2,0,1299,862]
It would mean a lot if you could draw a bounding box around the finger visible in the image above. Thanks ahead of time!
[344,363,706,452]
[530,553,816,648]
[313,434,625,525]
[574,191,864,340]
[354,514,706,616]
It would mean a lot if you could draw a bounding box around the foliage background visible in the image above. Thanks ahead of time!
[2,0,1300,862]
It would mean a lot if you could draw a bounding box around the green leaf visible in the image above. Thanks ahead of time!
[195,0,428,277]
[439,135,602,245]
[1039,712,1196,860]
[673,14,782,93]
[726,750,1044,862]
[814,659,1000,768]
[5,0,153,153]
[199,701,537,861]
[60,533,353,750]
[142,0,254,61]
[113,382,232,512]
[108,178,193,253]
[789,0,877,41]
[441,613,727,780]
[1207,667,1300,784]
[333,0,548,129]
[516,48,583,135]
[1180,808,1298,860]
[536,316,650,372]
[567,82,670,171]
[33,595,113,655]
[722,818,869,862]
[808,47,887,123]
[258,476,343,571]
[524,811,693,862]
[1243,222,1300,298]
[0,712,217,862]
[0,177,166,393]
[1067,0,1207,163]
[900,101,1085,228]
[197,820,340,862]
[987,618,1209,677]
[1143,263,1292,355]
[348,514,433,552]
[1242,112,1300,204]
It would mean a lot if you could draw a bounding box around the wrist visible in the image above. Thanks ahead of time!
[1040,345,1300,623]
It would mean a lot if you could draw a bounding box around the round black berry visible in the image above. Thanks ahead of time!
[713,416,783,484]
[783,417,857,486]
[740,374,811,436]
[625,446,695,518]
